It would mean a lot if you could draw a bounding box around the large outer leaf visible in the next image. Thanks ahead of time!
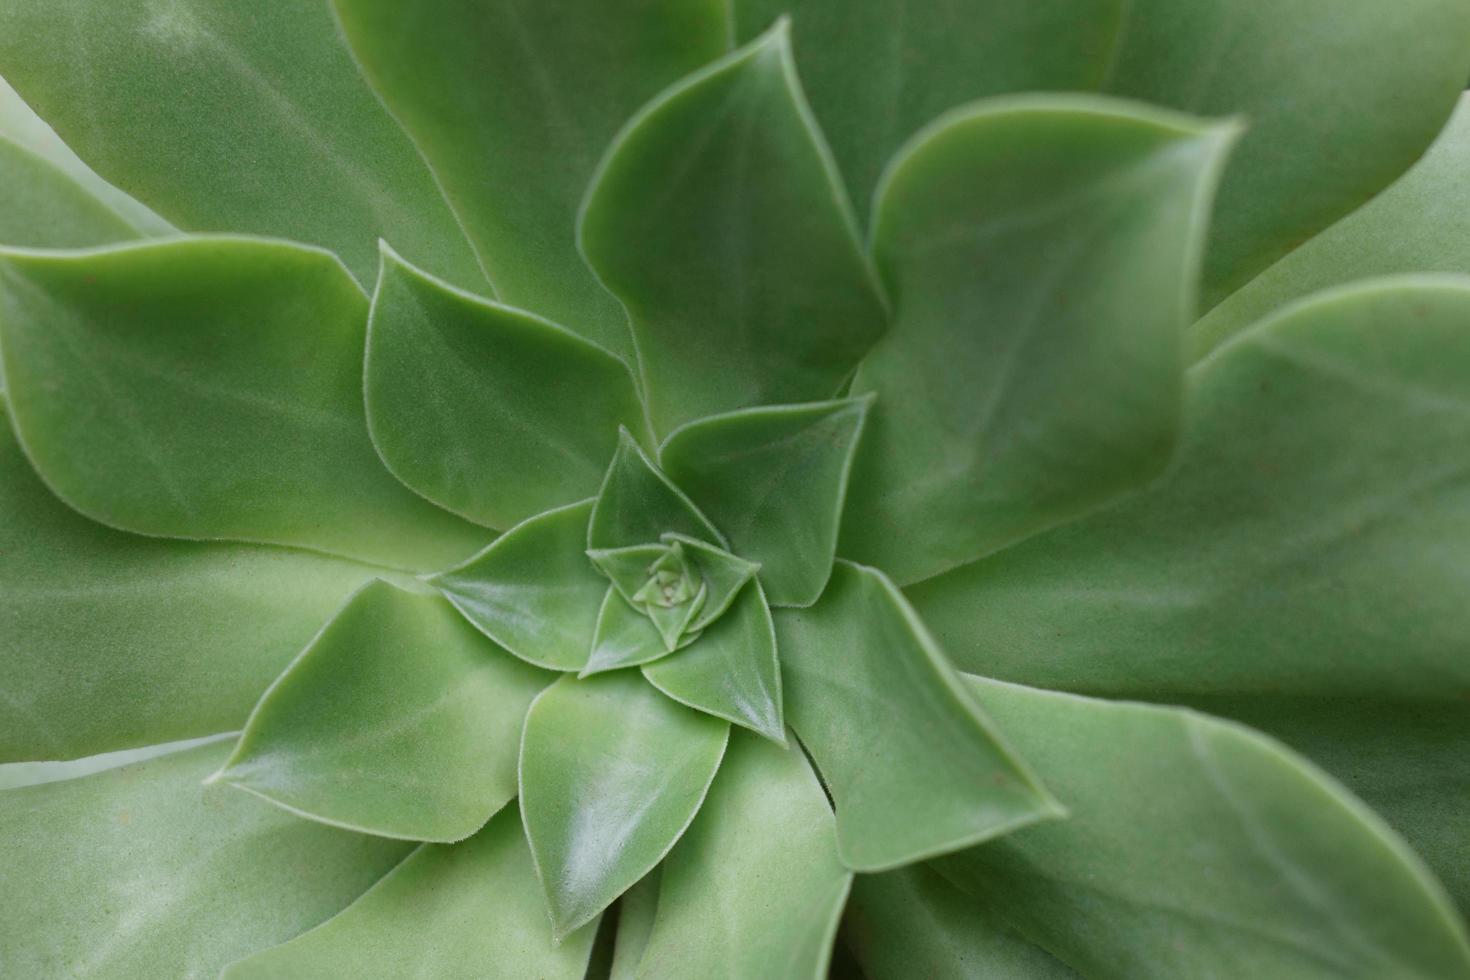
[579,20,888,437]
[936,677,1470,980]
[0,402,373,763]
[221,806,597,980]
[519,674,729,938]
[332,0,727,358]
[0,0,482,291]
[1196,94,1470,357]
[841,96,1235,586]
[0,136,140,248]
[214,581,549,843]
[633,731,851,979]
[843,865,1079,980]
[365,246,643,529]
[0,738,410,979]
[0,237,485,570]
[909,278,1470,910]
[735,0,1470,303]
[774,561,1059,870]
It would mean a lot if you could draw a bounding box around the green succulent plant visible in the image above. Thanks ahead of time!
[3,0,1470,977]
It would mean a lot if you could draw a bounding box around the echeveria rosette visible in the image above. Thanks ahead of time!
[1,2,1469,979]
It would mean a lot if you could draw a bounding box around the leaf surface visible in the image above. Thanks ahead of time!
[908,278,1470,907]
[579,21,888,436]
[841,96,1235,585]
[0,237,485,570]
[215,581,549,843]
[935,677,1470,980]
[519,674,728,938]
[0,0,483,290]
[634,731,850,979]
[661,397,868,606]
[221,806,597,980]
[0,136,140,248]
[332,0,728,357]
[589,430,724,549]
[584,585,686,675]
[774,561,1059,870]
[365,246,643,529]
[0,739,409,978]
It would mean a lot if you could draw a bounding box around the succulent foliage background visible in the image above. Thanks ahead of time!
[2,1,1470,978]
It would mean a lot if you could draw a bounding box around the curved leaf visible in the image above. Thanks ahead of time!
[660,397,869,606]
[0,136,139,248]
[643,581,784,743]
[519,674,729,938]
[221,806,596,980]
[774,561,1059,870]
[908,278,1470,905]
[0,237,484,570]
[841,96,1237,585]
[936,677,1470,980]
[579,20,888,436]
[214,580,549,843]
[584,586,681,676]
[0,738,409,978]
[634,731,850,979]
[365,246,643,529]
[736,0,1470,302]
[0,0,483,290]
[589,430,724,549]
[843,865,1079,980]
[430,500,603,672]
[0,401,374,763]
[332,0,727,357]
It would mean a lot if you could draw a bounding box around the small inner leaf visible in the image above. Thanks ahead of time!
[582,587,693,678]
[588,429,724,550]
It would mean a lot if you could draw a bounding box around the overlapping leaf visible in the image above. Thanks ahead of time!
[0,137,140,249]
[588,430,724,549]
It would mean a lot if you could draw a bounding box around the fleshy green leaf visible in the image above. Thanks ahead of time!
[0,136,140,248]
[0,1,483,290]
[774,561,1059,870]
[841,96,1237,586]
[0,237,486,570]
[579,20,888,436]
[634,731,851,979]
[609,869,661,980]
[1196,93,1470,357]
[935,677,1470,980]
[583,587,682,676]
[736,0,1470,303]
[664,534,761,631]
[908,278,1470,907]
[429,499,603,672]
[587,543,672,606]
[588,430,724,549]
[660,397,868,607]
[220,806,597,980]
[364,245,644,529]
[0,738,410,978]
[331,0,728,358]
[843,865,1079,980]
[0,400,376,763]
[519,674,729,938]
[213,580,548,843]
[643,581,784,743]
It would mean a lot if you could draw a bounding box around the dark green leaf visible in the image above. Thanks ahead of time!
[589,430,724,549]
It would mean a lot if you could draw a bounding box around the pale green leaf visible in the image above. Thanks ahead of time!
[841,96,1236,585]
[610,870,661,980]
[0,0,483,290]
[220,806,597,980]
[660,397,868,607]
[909,278,1470,907]
[430,499,603,672]
[589,429,724,549]
[0,136,140,248]
[0,237,487,570]
[935,677,1470,980]
[519,674,729,938]
[583,586,682,676]
[664,534,761,631]
[843,865,1079,980]
[332,0,728,357]
[0,738,410,979]
[365,245,643,529]
[579,20,888,436]
[643,581,784,743]
[214,580,549,843]
[774,561,1059,870]
[0,401,375,763]
[634,731,850,979]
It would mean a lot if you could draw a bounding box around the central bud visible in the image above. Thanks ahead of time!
[632,542,701,610]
